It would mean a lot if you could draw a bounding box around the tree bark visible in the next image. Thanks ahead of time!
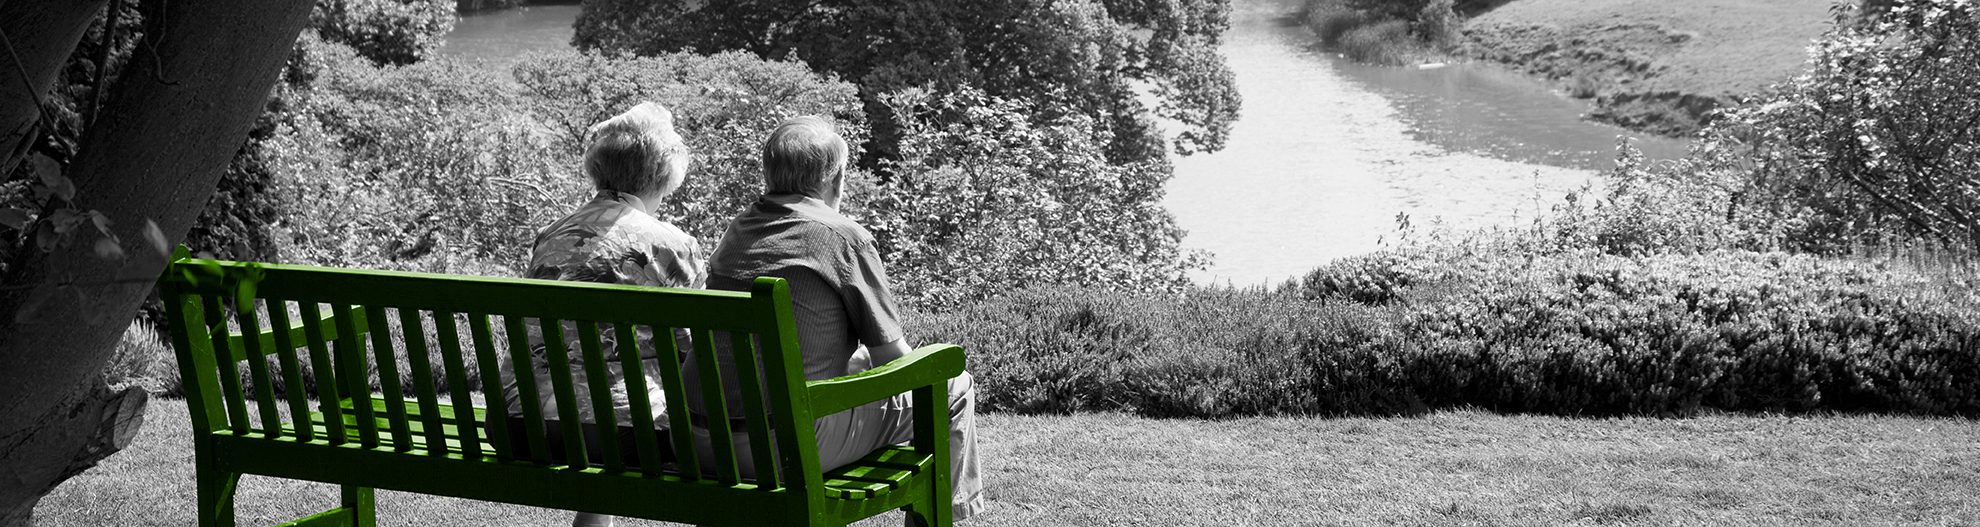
[0,0,109,176]
[0,1,314,524]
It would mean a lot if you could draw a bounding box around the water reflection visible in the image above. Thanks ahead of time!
[1331,58,1689,170]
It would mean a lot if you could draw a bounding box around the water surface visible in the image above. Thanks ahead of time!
[439,3,581,68]
[1166,0,1688,285]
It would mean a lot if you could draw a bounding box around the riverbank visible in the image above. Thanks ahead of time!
[1460,0,1832,136]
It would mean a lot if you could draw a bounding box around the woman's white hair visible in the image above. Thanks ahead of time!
[584,102,690,197]
[761,116,847,197]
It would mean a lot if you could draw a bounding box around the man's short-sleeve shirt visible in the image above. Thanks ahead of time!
[705,194,905,381]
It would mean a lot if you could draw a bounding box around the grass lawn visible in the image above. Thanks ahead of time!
[36,399,1980,526]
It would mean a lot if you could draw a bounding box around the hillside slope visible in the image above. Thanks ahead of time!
[1462,0,1834,135]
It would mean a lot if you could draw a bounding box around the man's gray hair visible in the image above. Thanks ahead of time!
[762,116,847,197]
[585,102,690,197]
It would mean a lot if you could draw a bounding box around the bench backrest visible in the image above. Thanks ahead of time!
[159,252,829,512]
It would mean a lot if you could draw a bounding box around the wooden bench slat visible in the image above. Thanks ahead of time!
[398,308,449,457]
[653,326,701,480]
[574,320,625,473]
[821,446,930,501]
[296,301,346,444]
[332,302,379,449]
[163,290,226,433]
[432,310,485,460]
[537,318,590,468]
[264,298,316,443]
[202,294,254,434]
[364,305,414,452]
[502,315,551,463]
[727,330,781,490]
[614,323,664,478]
[465,313,512,461]
[690,328,742,486]
[233,293,283,438]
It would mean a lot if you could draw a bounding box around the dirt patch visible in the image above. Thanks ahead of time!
[1459,0,1832,136]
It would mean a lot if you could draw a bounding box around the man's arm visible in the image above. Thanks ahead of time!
[866,338,911,367]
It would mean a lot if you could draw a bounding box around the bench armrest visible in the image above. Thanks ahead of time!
[806,343,965,417]
[223,307,369,361]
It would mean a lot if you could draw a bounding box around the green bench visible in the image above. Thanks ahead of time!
[159,250,966,526]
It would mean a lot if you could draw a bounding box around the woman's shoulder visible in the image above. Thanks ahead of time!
[621,215,697,254]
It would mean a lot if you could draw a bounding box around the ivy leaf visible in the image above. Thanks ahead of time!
[34,155,76,202]
[142,218,170,258]
[93,237,125,260]
[48,208,81,235]
[34,222,57,252]
[31,154,60,185]
[88,211,114,236]
[0,208,29,230]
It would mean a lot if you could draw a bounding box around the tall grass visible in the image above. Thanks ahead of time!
[1340,20,1417,65]
[1300,0,1463,65]
[107,320,180,396]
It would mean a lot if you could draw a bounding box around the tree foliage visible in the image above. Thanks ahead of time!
[311,0,456,66]
[1709,0,1980,252]
[571,0,1242,158]
[850,87,1206,306]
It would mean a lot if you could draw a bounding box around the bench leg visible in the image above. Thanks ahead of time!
[902,497,949,527]
[341,485,376,527]
[197,469,241,527]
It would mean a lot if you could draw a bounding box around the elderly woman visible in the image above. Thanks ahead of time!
[498,102,703,527]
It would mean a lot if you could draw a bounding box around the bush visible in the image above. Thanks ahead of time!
[915,250,1980,418]
[1303,2,1372,46]
[1412,0,1461,50]
[311,0,456,66]
[856,87,1206,307]
[1303,0,1460,61]
[265,39,574,274]
[1339,19,1417,65]
[1705,0,1980,253]
[106,319,179,396]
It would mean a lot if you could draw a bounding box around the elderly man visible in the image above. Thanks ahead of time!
[501,102,703,527]
[686,116,985,521]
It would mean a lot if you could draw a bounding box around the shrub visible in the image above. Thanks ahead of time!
[1303,2,1372,47]
[1339,19,1417,65]
[265,40,574,274]
[106,319,179,397]
[1412,0,1461,50]
[857,87,1207,307]
[914,250,1980,418]
[1304,0,1461,59]
[1706,0,1980,253]
[311,0,456,67]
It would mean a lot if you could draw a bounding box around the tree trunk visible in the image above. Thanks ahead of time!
[0,0,109,177]
[0,1,314,524]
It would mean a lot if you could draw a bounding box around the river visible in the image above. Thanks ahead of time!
[439,0,1691,286]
